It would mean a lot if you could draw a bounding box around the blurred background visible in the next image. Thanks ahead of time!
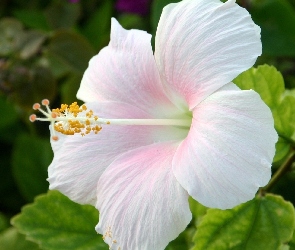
[0,0,295,242]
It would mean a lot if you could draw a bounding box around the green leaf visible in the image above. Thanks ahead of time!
[19,31,47,59]
[0,122,23,144]
[234,65,284,109]
[13,9,50,31]
[189,197,208,226]
[12,134,52,201]
[0,227,40,250]
[0,96,18,130]
[289,229,295,249]
[8,65,56,110]
[81,0,112,49]
[44,51,71,78]
[285,89,295,99]
[44,1,80,29]
[192,194,295,250]
[48,31,95,74]
[60,74,82,104]
[274,96,295,137]
[0,213,9,233]
[273,137,291,163]
[166,230,189,250]
[0,18,24,56]
[118,14,146,30]
[280,244,290,250]
[11,190,108,250]
[251,0,295,56]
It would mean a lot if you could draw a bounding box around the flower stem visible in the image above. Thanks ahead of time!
[260,150,295,194]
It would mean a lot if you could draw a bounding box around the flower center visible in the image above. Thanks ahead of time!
[30,99,192,141]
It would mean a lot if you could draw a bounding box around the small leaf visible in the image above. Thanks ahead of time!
[192,194,295,250]
[273,137,291,163]
[118,14,146,30]
[189,197,208,226]
[280,244,290,250]
[11,190,108,250]
[44,1,80,29]
[60,74,82,104]
[0,227,40,250]
[12,134,52,201]
[234,65,284,109]
[48,31,95,74]
[7,65,56,109]
[0,122,23,144]
[289,230,295,249]
[81,0,112,49]
[0,213,9,232]
[13,9,50,31]
[20,31,47,59]
[166,230,189,250]
[251,0,295,56]
[274,96,295,137]
[0,96,18,130]
[43,51,71,78]
[0,18,24,56]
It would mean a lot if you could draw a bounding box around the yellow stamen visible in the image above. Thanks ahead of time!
[29,99,191,141]
[30,100,102,141]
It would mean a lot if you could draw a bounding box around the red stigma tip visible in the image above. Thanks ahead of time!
[29,114,36,122]
[51,112,57,118]
[33,103,41,110]
[42,99,50,106]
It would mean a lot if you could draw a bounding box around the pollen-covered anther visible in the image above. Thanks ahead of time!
[50,102,102,137]
[93,125,102,134]
[86,110,94,118]
[30,100,104,139]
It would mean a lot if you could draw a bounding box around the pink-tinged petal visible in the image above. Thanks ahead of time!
[173,83,278,209]
[48,102,187,205]
[155,0,262,109]
[77,18,179,118]
[96,142,191,250]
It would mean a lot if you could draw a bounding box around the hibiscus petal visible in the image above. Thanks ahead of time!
[96,142,191,250]
[48,102,187,205]
[155,0,262,109]
[77,18,179,117]
[172,83,278,209]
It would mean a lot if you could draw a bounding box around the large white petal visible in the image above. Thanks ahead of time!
[77,18,180,118]
[48,102,187,205]
[173,83,278,209]
[96,142,192,250]
[155,0,262,109]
